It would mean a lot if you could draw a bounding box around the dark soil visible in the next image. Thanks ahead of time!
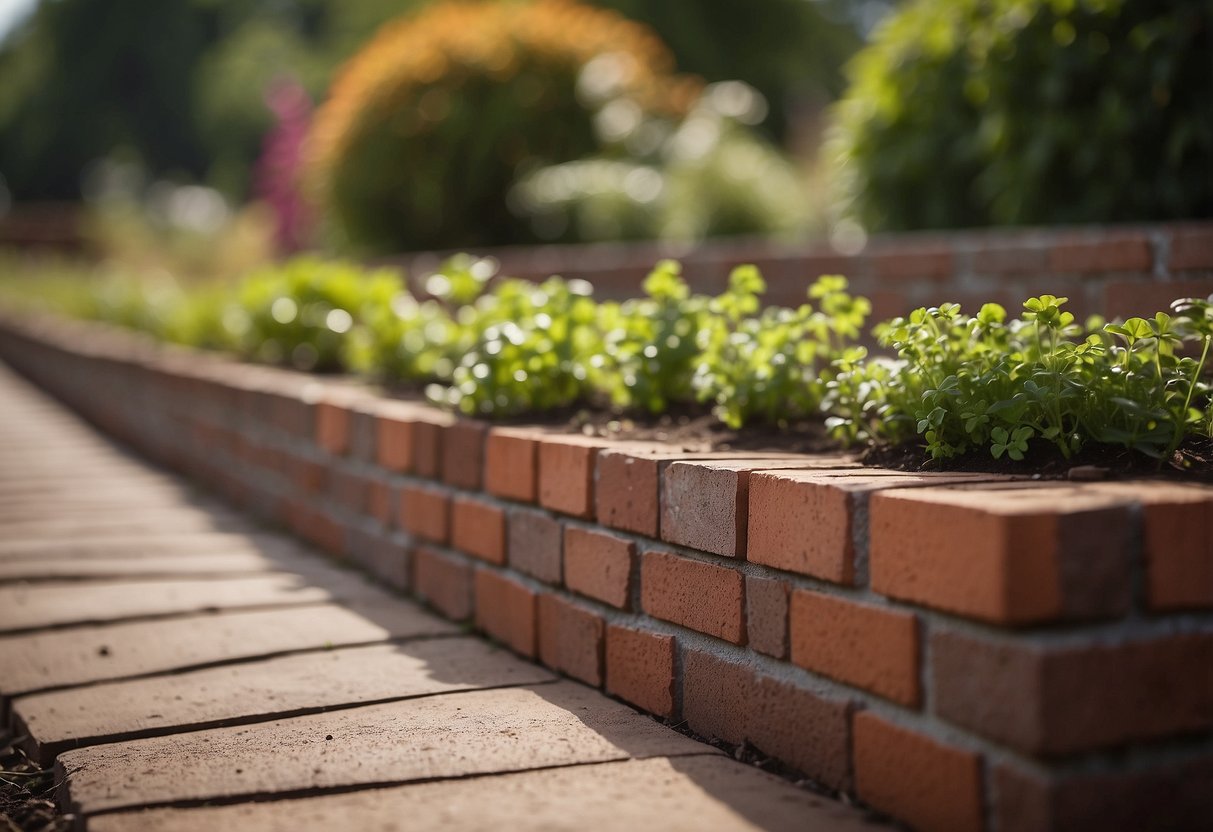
[863,435,1213,484]
[0,733,68,832]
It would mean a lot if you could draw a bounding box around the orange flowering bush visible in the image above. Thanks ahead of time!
[306,0,699,253]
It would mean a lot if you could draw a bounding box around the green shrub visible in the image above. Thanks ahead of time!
[306,0,697,253]
[831,0,1213,230]
[594,260,706,412]
[826,294,1213,462]
[692,268,870,428]
[229,257,403,371]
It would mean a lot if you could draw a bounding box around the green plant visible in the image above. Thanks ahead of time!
[429,274,602,416]
[693,267,869,428]
[831,0,1213,231]
[230,257,403,371]
[828,293,1213,463]
[594,260,706,412]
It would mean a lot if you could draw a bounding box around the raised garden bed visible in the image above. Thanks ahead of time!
[1,311,1209,832]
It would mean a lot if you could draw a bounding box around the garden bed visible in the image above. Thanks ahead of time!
[0,311,1210,832]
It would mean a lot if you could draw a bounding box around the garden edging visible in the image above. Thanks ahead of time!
[1,312,1210,832]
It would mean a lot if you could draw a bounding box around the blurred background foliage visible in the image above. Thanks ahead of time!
[0,0,1207,264]
[830,0,1213,230]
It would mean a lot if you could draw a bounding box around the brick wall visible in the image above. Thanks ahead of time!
[1,313,1210,832]
[389,221,1213,322]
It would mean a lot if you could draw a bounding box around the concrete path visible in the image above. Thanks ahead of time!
[0,362,885,831]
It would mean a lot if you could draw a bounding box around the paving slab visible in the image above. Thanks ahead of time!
[0,552,306,582]
[87,756,883,832]
[57,682,716,815]
[15,639,556,762]
[0,600,457,696]
[0,571,397,633]
[0,532,304,561]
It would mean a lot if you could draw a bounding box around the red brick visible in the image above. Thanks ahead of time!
[1050,233,1152,273]
[994,756,1213,832]
[605,624,675,718]
[789,589,920,706]
[596,450,662,537]
[1104,278,1213,320]
[747,470,981,583]
[375,415,415,473]
[640,550,744,643]
[538,436,607,518]
[854,712,984,832]
[314,401,350,455]
[366,480,393,527]
[441,420,487,490]
[564,527,634,609]
[412,417,447,478]
[484,428,538,503]
[678,649,852,791]
[1092,483,1213,611]
[931,628,1213,755]
[289,456,327,495]
[507,507,562,584]
[399,484,450,544]
[412,545,472,620]
[474,569,536,657]
[537,592,604,686]
[869,484,1133,624]
[450,496,506,564]
[1169,227,1213,271]
[870,245,954,280]
[745,575,789,659]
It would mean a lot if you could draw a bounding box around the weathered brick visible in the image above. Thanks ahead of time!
[789,589,920,706]
[870,484,1134,624]
[507,507,562,584]
[399,484,450,544]
[748,672,853,792]
[745,575,788,659]
[605,624,675,718]
[931,628,1213,755]
[537,592,604,686]
[484,428,538,503]
[1091,482,1213,610]
[640,550,744,643]
[474,569,536,657]
[747,469,982,583]
[411,416,449,479]
[346,526,408,591]
[994,756,1213,832]
[412,546,471,620]
[346,408,378,463]
[538,436,606,518]
[564,527,634,609]
[854,712,984,832]
[450,496,506,565]
[314,401,350,456]
[328,469,367,516]
[660,461,750,558]
[680,649,852,791]
[442,420,487,491]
